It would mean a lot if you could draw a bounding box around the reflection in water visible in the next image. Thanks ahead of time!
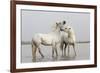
[21,43,90,63]
[32,55,76,62]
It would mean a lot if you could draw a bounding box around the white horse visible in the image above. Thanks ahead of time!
[31,21,66,60]
[60,25,76,57]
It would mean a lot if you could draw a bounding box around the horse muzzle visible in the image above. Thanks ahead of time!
[60,28,64,31]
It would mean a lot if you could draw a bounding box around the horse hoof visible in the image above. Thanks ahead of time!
[32,59,36,62]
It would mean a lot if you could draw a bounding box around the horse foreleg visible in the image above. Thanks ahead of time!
[73,44,76,57]
[68,44,70,57]
[52,44,58,57]
[64,43,67,56]
[60,42,64,57]
[55,47,58,57]
[52,46,54,57]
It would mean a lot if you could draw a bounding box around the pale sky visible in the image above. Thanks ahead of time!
[21,9,90,42]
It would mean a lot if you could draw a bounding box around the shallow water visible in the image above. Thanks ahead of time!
[21,43,90,63]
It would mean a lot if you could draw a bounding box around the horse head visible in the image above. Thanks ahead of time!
[52,20,67,32]
[61,25,75,36]
[56,20,67,31]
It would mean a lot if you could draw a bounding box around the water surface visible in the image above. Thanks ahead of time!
[21,43,90,63]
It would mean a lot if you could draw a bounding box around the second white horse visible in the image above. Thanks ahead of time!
[60,25,76,57]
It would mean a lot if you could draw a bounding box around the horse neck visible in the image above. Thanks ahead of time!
[52,27,60,34]
[68,30,74,38]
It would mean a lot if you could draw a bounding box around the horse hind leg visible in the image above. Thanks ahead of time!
[32,43,37,62]
[60,42,64,57]
[32,40,40,62]
[38,47,44,58]
[64,43,67,56]
[34,42,44,58]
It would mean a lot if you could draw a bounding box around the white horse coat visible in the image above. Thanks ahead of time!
[33,32,61,46]
[31,21,66,60]
[61,25,76,57]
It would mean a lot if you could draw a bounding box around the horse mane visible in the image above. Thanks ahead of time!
[51,22,59,31]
